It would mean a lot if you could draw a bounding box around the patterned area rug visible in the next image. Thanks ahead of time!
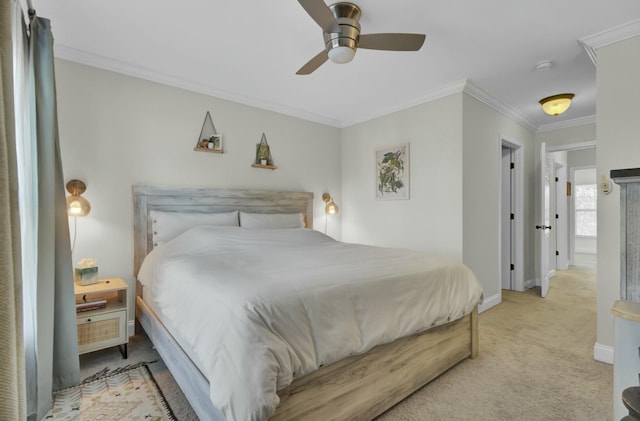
[44,362,176,420]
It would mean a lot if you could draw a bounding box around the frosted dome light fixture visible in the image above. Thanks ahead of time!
[539,93,575,116]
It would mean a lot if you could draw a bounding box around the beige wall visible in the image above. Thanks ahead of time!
[536,123,596,149]
[307,89,538,312]
[55,60,342,327]
[596,36,640,350]
[568,147,596,168]
[340,94,464,257]
[462,94,535,305]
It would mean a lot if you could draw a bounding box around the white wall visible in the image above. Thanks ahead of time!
[55,60,342,325]
[575,167,597,184]
[568,147,596,168]
[462,94,535,306]
[576,237,597,254]
[341,91,537,311]
[596,35,640,351]
[536,123,596,149]
[340,94,463,258]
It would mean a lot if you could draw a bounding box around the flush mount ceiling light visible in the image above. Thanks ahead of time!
[539,93,575,116]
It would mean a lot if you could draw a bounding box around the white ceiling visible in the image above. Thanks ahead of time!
[30,0,640,130]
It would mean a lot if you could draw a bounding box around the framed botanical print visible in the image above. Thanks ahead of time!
[375,143,409,200]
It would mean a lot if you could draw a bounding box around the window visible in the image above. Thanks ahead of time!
[575,184,597,237]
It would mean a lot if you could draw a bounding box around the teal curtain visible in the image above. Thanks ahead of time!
[30,15,80,418]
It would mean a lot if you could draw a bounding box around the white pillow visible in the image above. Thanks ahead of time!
[239,212,305,229]
[150,210,239,245]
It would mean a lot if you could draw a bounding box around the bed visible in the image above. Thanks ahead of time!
[132,185,483,421]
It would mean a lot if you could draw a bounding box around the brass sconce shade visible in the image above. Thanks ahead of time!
[539,93,574,116]
[322,193,339,215]
[66,179,91,217]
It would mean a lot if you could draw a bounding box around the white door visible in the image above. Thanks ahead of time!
[537,142,552,297]
[501,146,513,289]
[555,163,569,270]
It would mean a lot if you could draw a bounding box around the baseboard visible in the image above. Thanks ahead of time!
[478,293,501,313]
[576,249,597,254]
[593,342,614,364]
[524,278,536,290]
[128,320,135,337]
[549,269,556,278]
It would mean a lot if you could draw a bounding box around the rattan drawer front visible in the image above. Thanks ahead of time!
[77,310,126,354]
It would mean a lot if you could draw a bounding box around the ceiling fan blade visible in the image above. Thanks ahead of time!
[358,33,426,51]
[298,0,340,33]
[296,50,329,75]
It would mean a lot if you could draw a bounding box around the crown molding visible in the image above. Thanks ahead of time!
[53,45,473,130]
[54,44,563,133]
[462,80,537,132]
[53,44,343,128]
[55,44,469,129]
[346,79,539,131]
[579,19,640,65]
[536,114,596,133]
[340,80,467,128]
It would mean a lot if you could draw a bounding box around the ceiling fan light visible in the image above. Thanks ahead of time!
[539,93,575,116]
[328,46,356,64]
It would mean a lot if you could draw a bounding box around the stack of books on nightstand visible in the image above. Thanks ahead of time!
[75,296,107,313]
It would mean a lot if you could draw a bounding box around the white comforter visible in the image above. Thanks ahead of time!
[138,227,483,421]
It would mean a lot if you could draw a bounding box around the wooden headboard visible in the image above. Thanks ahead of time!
[132,186,314,278]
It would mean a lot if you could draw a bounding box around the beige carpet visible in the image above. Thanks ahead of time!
[80,254,612,420]
[376,253,613,420]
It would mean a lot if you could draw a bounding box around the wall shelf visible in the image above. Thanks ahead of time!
[194,111,224,154]
[194,147,223,154]
[252,133,276,169]
[251,163,277,170]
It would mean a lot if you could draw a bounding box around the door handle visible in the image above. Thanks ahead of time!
[535,225,552,230]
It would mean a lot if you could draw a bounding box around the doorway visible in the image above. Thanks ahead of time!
[545,143,596,279]
[500,139,524,291]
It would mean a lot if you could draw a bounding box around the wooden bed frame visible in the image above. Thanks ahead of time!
[132,185,478,421]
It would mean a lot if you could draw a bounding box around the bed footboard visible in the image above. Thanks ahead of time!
[272,306,478,421]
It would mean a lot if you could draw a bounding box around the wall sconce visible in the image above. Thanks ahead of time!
[66,179,91,217]
[322,193,339,235]
[539,93,575,116]
[322,193,339,215]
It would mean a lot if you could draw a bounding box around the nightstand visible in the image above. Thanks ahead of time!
[74,277,128,358]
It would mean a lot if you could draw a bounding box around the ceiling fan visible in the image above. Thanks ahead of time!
[296,0,426,75]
